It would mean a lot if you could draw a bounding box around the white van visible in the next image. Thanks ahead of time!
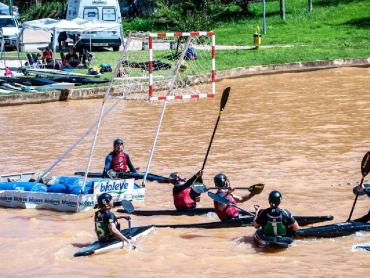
[0,15,20,49]
[66,0,122,51]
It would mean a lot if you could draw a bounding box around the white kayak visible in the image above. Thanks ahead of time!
[74,225,154,257]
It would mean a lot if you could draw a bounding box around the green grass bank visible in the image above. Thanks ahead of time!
[124,0,370,70]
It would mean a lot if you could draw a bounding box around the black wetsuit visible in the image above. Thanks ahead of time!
[94,210,120,242]
[255,207,296,236]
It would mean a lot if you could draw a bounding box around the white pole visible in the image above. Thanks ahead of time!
[141,35,193,187]
[81,35,133,190]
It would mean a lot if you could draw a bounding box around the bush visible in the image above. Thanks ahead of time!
[20,1,66,22]
[124,0,251,31]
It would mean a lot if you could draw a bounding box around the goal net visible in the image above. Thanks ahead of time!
[115,31,216,101]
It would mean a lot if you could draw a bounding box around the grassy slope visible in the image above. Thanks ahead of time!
[214,0,370,69]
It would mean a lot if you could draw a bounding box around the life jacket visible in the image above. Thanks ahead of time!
[110,152,128,172]
[173,187,196,210]
[214,193,239,221]
[94,210,120,242]
[262,210,287,236]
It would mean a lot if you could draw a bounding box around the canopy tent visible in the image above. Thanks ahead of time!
[17,18,123,66]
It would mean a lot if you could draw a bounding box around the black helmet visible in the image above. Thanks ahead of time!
[113,138,124,146]
[214,173,228,188]
[169,172,179,182]
[169,172,185,185]
[97,193,112,208]
[269,191,282,208]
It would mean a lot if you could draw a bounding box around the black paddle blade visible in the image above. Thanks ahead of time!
[220,87,230,112]
[249,183,264,195]
[122,200,135,213]
[361,151,370,177]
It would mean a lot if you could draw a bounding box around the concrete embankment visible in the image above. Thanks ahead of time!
[0,57,369,106]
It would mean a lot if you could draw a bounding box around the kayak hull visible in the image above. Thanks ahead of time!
[117,207,215,216]
[253,229,293,248]
[154,215,334,229]
[117,207,333,225]
[74,225,154,257]
[293,221,370,238]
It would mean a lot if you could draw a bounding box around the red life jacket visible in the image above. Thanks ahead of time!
[110,152,128,172]
[214,193,239,220]
[173,187,196,210]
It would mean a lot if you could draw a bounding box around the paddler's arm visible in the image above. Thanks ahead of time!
[108,222,132,245]
[284,210,300,230]
[117,215,131,221]
[125,153,137,173]
[252,205,262,228]
[103,154,113,177]
[288,220,300,231]
[233,191,256,203]
[184,170,203,187]
[174,170,203,192]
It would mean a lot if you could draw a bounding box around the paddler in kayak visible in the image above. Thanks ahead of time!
[253,191,300,235]
[95,193,134,248]
[170,170,203,210]
[213,173,258,221]
[353,183,370,223]
[103,138,137,178]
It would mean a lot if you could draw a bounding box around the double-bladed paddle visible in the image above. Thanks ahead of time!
[120,199,136,240]
[192,182,264,195]
[201,87,230,172]
[347,151,370,222]
[207,191,254,216]
[74,171,170,183]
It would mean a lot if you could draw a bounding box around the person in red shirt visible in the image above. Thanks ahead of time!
[42,47,53,64]
[103,138,137,178]
[213,173,257,221]
[171,170,203,210]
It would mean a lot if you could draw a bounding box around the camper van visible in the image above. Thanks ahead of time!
[66,0,122,51]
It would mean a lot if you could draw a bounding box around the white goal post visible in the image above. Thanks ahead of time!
[117,31,216,101]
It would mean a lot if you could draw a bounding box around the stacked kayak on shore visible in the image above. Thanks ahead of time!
[0,172,144,212]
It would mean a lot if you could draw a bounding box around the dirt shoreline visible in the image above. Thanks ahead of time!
[1,57,369,106]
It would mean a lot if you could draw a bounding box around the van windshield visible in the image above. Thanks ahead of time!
[0,18,16,28]
[83,8,99,20]
[102,8,116,21]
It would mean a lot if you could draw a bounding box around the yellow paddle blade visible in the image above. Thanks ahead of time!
[249,183,264,195]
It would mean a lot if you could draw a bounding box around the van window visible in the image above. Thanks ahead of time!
[102,8,116,21]
[0,18,16,28]
[83,8,99,20]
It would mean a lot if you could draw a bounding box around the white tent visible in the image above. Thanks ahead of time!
[19,18,123,64]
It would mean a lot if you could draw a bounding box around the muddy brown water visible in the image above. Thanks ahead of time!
[0,67,369,277]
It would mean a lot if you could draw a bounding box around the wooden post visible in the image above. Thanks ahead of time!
[280,0,286,21]
[308,0,313,13]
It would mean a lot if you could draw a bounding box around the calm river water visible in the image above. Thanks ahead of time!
[0,67,369,277]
